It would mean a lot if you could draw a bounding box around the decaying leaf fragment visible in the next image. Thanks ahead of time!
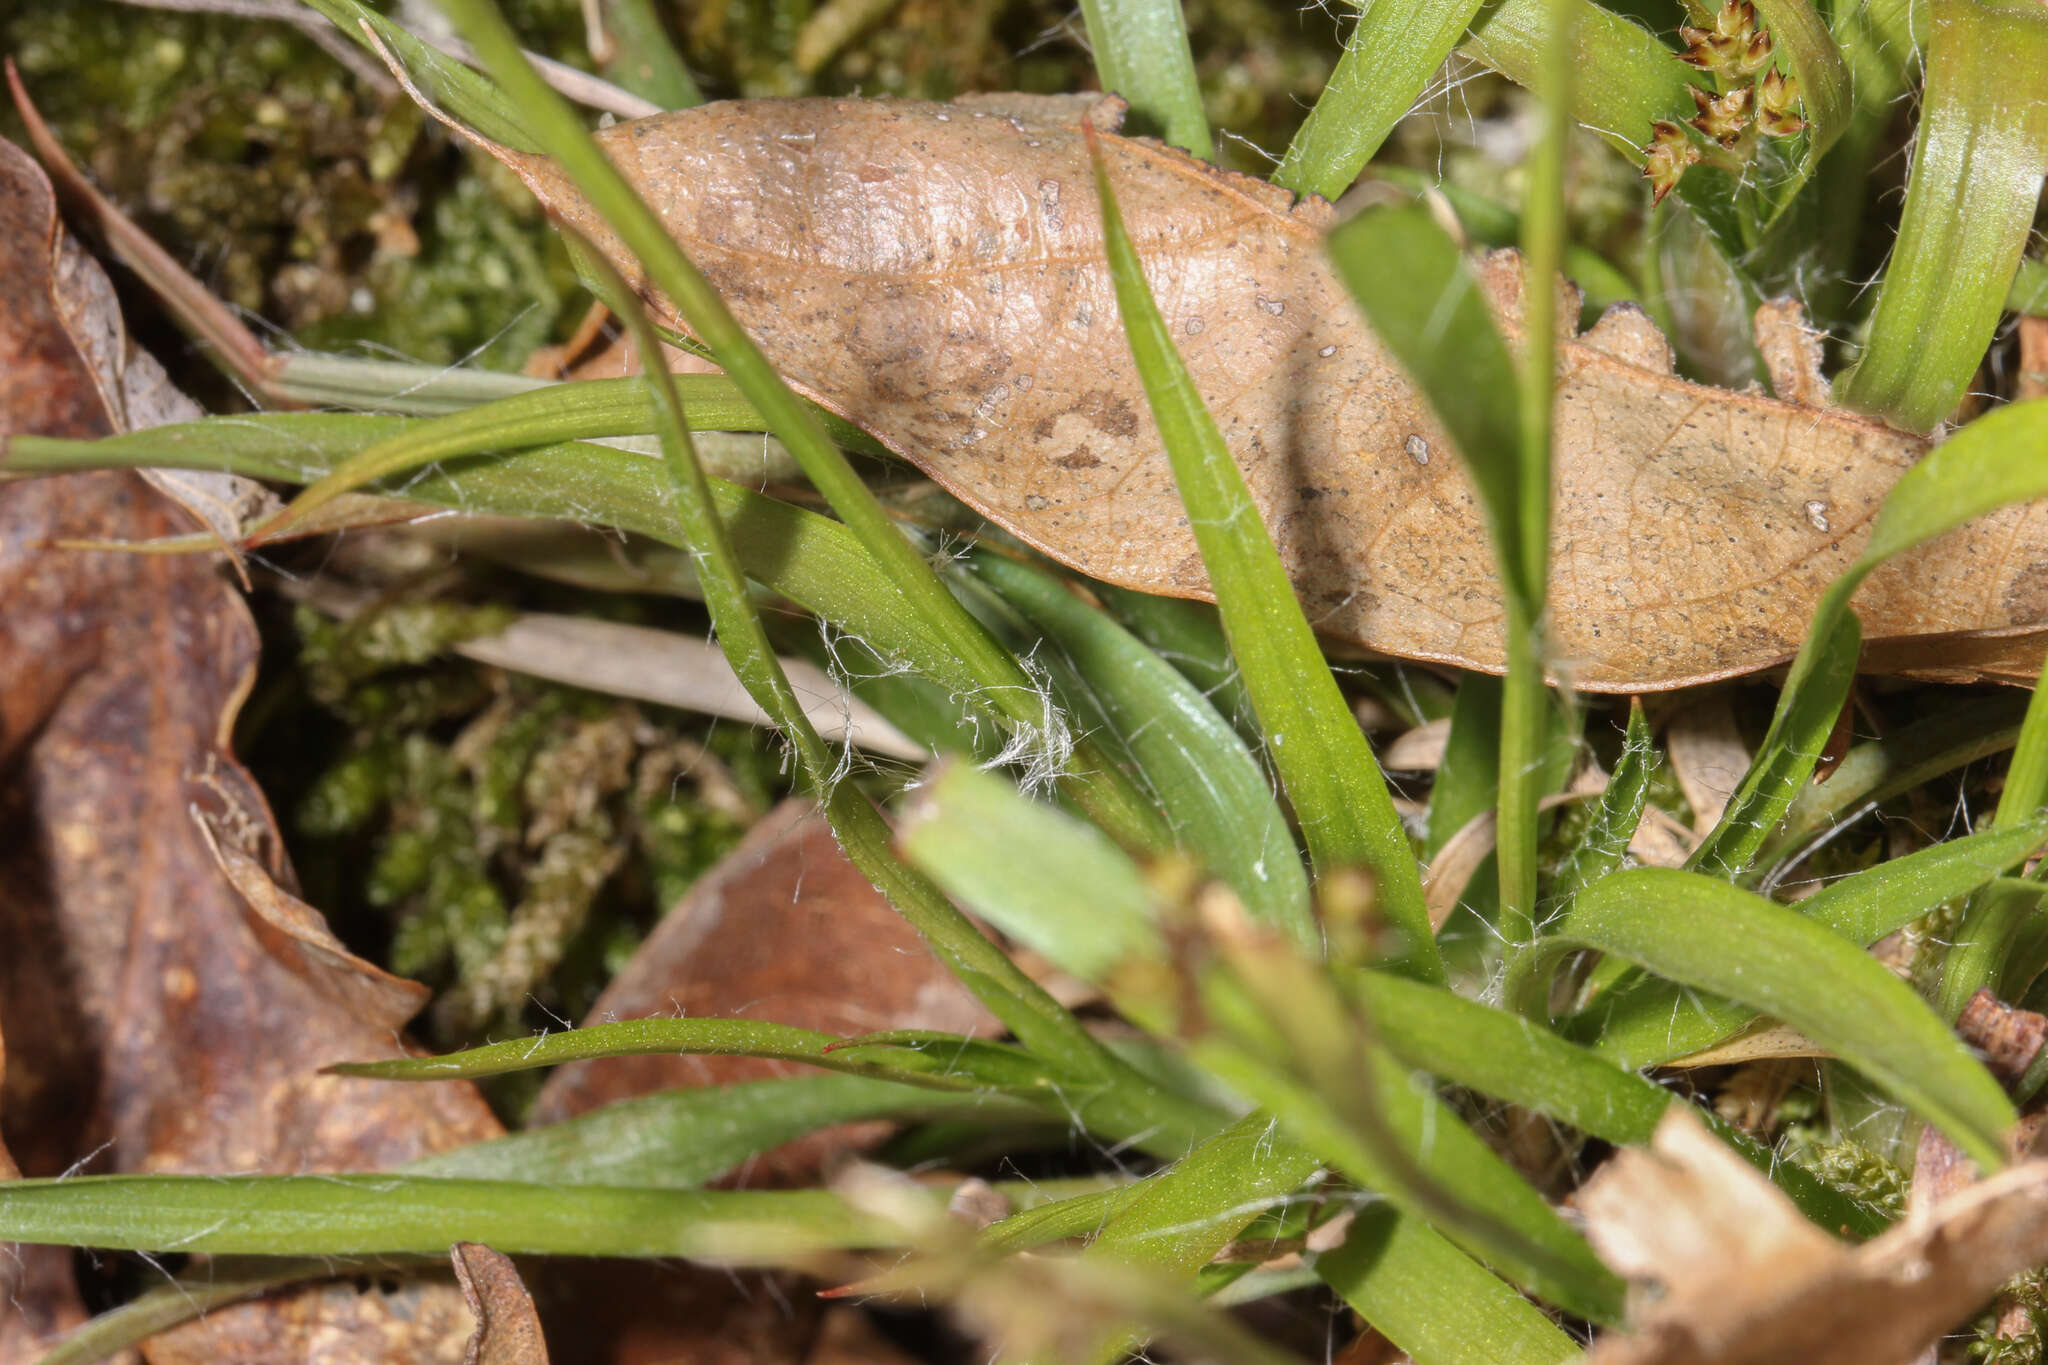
[476,94,2048,692]
[452,1244,550,1365]
[0,134,506,1364]
[1581,1107,2048,1364]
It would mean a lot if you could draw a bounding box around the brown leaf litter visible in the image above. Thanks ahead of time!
[0,135,504,1364]
[520,800,991,1365]
[467,92,2048,693]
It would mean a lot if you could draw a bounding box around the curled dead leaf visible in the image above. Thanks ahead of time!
[0,130,508,1364]
[467,94,2048,692]
[1583,1107,2048,1365]
[453,1244,550,1365]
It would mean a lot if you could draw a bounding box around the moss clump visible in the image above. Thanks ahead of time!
[4,1,583,377]
[282,592,781,1105]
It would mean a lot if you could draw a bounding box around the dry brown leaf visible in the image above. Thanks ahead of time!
[0,133,509,1365]
[532,797,995,1177]
[510,800,994,1365]
[465,94,2048,692]
[453,1244,550,1365]
[1582,1107,2048,1365]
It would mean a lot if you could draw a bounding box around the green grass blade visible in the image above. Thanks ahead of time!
[1540,699,1653,920]
[1539,867,2017,1168]
[0,1175,893,1259]
[1088,129,1438,980]
[296,0,538,148]
[1355,972,1887,1238]
[257,376,801,531]
[1092,585,1258,741]
[1578,818,2048,1068]
[859,744,1621,1319]
[1686,611,1860,881]
[2014,257,2048,314]
[1759,693,2029,878]
[965,552,1314,946]
[1936,647,2048,1016]
[578,246,1131,1104]
[405,1075,1033,1188]
[11,418,1163,828]
[1273,0,1489,201]
[432,0,1166,856]
[1072,1113,1325,1359]
[1749,0,1852,168]
[1081,1113,1321,1276]
[1427,676,1503,860]
[1326,207,1530,610]
[1837,0,2048,431]
[331,1016,1046,1089]
[595,0,701,108]
[1855,399,2048,565]
[1506,0,1571,958]
[1316,1206,1582,1365]
[1075,0,1210,156]
[899,763,1166,987]
[1192,1035,1623,1324]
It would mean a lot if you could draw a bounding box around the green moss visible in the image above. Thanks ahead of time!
[3,0,583,380]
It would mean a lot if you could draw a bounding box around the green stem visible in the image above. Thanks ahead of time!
[1498,0,1571,982]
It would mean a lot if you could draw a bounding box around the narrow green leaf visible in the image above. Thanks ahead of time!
[1075,0,1210,156]
[1316,1206,1582,1365]
[1749,0,1852,167]
[1541,699,1653,920]
[896,764,1619,1321]
[257,374,851,531]
[1540,867,2017,1169]
[1694,397,2048,882]
[1072,1113,1325,1360]
[1856,399,2048,565]
[1193,1036,1623,1324]
[1082,1113,1321,1277]
[966,552,1313,945]
[1355,972,1888,1238]
[1089,129,1438,980]
[1759,693,2029,879]
[1325,200,1555,955]
[331,1016,1046,1090]
[577,243,1129,1111]
[1092,584,1259,742]
[1327,207,1530,611]
[1579,818,2048,1068]
[1427,676,1503,861]
[1838,0,2048,431]
[595,0,701,108]
[1936,644,2048,1016]
[0,1175,893,1259]
[1686,610,1860,881]
[406,1075,1033,1187]
[1505,0,1571,957]
[1273,0,1489,201]
[297,0,539,148]
[899,762,1165,987]
[2013,257,2048,314]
